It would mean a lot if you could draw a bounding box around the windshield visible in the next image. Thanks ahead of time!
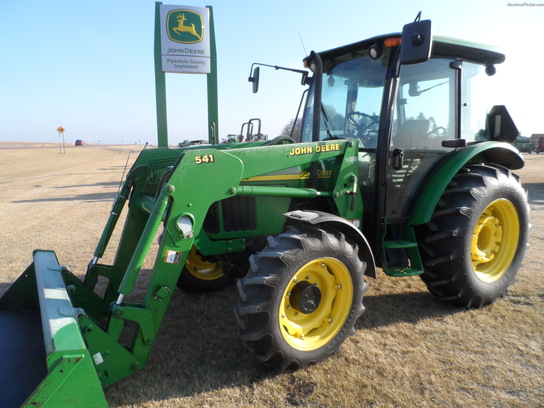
[301,49,389,148]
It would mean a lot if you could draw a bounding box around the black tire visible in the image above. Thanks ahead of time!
[176,246,232,292]
[235,224,368,371]
[416,163,530,308]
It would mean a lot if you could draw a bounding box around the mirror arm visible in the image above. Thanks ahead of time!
[248,62,310,93]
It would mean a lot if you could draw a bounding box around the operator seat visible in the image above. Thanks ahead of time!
[394,119,433,149]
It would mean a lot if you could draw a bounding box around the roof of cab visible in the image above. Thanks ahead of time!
[316,33,505,66]
[432,35,505,65]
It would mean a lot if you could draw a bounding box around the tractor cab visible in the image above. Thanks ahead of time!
[298,23,521,260]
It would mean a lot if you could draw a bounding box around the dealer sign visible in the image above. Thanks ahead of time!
[159,5,210,74]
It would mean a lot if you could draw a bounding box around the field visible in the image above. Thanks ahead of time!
[0,142,542,407]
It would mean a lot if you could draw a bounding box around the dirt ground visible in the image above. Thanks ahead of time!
[0,142,542,407]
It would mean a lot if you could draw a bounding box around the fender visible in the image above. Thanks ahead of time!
[410,141,524,226]
[283,210,377,278]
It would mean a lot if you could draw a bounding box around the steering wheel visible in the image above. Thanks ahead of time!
[347,111,379,148]
[347,111,378,128]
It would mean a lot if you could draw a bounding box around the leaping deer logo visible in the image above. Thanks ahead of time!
[172,13,202,41]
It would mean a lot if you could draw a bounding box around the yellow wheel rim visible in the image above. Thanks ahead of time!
[185,247,223,281]
[471,199,519,282]
[279,257,353,351]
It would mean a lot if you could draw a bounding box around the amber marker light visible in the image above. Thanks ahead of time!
[384,37,402,47]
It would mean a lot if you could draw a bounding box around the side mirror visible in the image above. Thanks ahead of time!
[487,105,519,143]
[248,66,260,94]
[399,12,432,65]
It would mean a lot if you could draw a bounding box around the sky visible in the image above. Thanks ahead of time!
[1,0,543,145]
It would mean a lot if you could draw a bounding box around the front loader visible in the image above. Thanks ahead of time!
[0,14,529,406]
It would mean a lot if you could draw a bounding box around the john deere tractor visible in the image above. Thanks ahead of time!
[0,15,529,407]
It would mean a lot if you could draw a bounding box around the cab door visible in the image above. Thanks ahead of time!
[386,58,458,220]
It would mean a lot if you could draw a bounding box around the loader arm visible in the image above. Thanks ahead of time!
[0,138,362,406]
[82,139,362,386]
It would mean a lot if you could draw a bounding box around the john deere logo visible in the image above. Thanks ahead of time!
[166,10,203,44]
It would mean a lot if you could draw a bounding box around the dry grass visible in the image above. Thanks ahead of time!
[0,143,542,407]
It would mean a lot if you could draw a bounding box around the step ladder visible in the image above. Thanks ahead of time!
[381,224,424,277]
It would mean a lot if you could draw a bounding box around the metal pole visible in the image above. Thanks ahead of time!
[207,5,218,144]
[154,2,168,147]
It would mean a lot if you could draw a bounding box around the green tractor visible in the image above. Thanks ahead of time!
[514,136,534,153]
[0,15,530,407]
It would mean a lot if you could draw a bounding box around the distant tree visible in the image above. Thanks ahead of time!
[280,118,302,140]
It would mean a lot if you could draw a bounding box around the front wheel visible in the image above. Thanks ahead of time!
[176,246,232,292]
[235,224,368,371]
[416,164,530,307]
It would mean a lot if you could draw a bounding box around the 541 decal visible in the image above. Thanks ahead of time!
[194,154,215,164]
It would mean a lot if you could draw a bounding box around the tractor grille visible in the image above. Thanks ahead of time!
[223,196,256,232]
[204,196,257,234]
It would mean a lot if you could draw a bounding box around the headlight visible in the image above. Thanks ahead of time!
[176,215,194,239]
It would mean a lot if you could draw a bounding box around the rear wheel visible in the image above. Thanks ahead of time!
[235,224,368,371]
[416,164,530,307]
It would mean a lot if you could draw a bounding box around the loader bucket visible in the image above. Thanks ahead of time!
[0,250,107,408]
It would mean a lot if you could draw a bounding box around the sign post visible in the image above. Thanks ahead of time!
[154,3,218,147]
[154,3,168,148]
[57,126,65,154]
[206,7,218,144]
